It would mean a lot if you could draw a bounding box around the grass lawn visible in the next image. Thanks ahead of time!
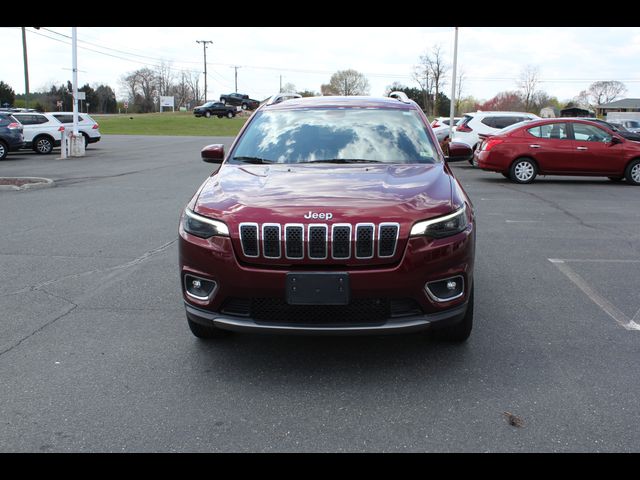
[92,112,248,137]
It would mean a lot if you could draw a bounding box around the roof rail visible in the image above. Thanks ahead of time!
[388,91,411,103]
[266,92,302,106]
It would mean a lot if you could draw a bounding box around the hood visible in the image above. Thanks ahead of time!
[194,162,453,223]
[193,162,454,267]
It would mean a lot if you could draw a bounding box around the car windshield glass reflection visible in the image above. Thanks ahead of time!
[230,108,438,165]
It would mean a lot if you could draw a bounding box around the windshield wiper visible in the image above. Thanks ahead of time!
[232,156,276,164]
[300,159,384,164]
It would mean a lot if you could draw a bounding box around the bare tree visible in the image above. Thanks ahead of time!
[412,60,432,114]
[454,68,466,116]
[280,82,297,93]
[186,70,203,107]
[588,81,627,107]
[170,70,192,109]
[427,44,449,117]
[321,69,370,96]
[414,44,449,116]
[517,65,540,112]
[155,61,176,97]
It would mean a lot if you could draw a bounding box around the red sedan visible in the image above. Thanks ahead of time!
[475,118,640,185]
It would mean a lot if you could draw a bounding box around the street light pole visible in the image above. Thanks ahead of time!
[21,27,30,109]
[196,40,213,102]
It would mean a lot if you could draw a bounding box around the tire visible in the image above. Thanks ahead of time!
[227,111,234,119]
[625,159,640,185]
[204,111,211,118]
[82,133,89,148]
[187,315,231,339]
[0,141,7,160]
[468,144,479,165]
[33,135,54,155]
[241,103,248,110]
[509,158,537,184]
[434,285,474,342]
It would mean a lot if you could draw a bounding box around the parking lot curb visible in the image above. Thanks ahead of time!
[0,177,56,191]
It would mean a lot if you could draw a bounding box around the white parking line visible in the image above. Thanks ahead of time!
[549,258,640,331]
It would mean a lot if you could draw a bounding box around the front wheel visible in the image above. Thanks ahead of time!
[226,111,234,119]
[204,111,211,118]
[625,159,640,185]
[241,103,248,110]
[510,158,537,184]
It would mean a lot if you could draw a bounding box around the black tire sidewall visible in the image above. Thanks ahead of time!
[34,136,53,154]
[0,141,7,160]
[625,159,640,185]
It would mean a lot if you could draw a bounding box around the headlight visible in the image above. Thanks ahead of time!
[182,208,229,238]
[410,204,468,238]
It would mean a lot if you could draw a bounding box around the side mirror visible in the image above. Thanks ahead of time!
[610,136,623,145]
[201,144,224,173]
[445,141,474,162]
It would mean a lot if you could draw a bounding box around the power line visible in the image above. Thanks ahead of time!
[23,28,640,92]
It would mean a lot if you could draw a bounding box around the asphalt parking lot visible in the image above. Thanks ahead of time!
[1,135,639,452]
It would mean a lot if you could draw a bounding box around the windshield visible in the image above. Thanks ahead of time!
[230,107,438,165]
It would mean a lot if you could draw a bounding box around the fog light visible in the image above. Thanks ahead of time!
[425,276,464,302]
[184,274,217,301]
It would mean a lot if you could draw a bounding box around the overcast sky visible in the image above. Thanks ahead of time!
[2,26,640,105]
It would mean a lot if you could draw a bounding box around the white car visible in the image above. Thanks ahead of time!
[452,111,540,153]
[50,112,102,147]
[431,116,462,143]
[11,112,65,154]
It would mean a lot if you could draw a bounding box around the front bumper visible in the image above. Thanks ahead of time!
[179,217,475,334]
[185,300,469,336]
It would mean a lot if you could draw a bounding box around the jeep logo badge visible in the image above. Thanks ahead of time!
[304,211,333,221]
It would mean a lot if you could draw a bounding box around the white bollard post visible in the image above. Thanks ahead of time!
[69,133,85,157]
[60,128,67,159]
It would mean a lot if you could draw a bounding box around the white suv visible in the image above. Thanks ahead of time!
[49,112,101,147]
[11,111,102,154]
[452,111,540,153]
[11,112,64,154]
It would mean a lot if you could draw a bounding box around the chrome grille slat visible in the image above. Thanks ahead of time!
[239,223,259,257]
[378,223,400,258]
[285,224,304,259]
[331,224,351,259]
[308,225,328,259]
[262,224,281,258]
[239,222,398,261]
[355,223,375,259]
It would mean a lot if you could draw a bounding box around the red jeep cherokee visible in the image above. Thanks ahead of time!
[178,93,476,341]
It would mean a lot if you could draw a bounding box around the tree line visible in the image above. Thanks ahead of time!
[0,46,629,116]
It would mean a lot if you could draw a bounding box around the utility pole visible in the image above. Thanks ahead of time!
[21,27,29,109]
[449,27,459,140]
[196,40,213,102]
[231,66,240,93]
[279,75,282,93]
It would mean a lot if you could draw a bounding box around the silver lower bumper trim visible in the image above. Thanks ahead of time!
[184,301,468,336]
